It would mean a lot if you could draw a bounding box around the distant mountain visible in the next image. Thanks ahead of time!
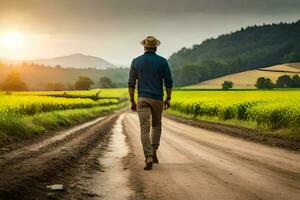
[31,53,116,69]
[169,20,300,86]
[1,53,116,69]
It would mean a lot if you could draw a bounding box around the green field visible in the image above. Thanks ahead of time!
[0,89,128,143]
[1,88,299,143]
[169,90,300,138]
[8,88,128,99]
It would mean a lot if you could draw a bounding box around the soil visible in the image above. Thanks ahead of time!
[164,113,300,151]
[0,113,118,199]
[123,113,300,200]
[0,111,299,200]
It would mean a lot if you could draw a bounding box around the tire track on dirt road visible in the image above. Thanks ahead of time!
[1,111,299,200]
[0,116,106,167]
[123,112,300,200]
[0,113,119,199]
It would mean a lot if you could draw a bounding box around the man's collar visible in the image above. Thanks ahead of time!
[144,51,156,54]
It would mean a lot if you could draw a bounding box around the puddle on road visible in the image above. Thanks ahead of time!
[88,114,133,199]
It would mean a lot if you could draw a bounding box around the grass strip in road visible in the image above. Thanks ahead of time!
[0,102,127,144]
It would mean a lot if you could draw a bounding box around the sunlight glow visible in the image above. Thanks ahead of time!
[1,32,24,49]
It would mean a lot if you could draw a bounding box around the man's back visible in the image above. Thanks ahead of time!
[129,51,173,100]
[128,36,173,170]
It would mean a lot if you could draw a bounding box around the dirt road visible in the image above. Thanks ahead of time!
[0,111,299,199]
[123,113,300,200]
[0,113,118,199]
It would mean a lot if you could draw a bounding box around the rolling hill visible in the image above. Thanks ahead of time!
[286,63,300,70]
[186,63,300,89]
[169,20,300,86]
[1,53,116,69]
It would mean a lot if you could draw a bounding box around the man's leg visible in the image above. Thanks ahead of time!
[137,98,153,158]
[150,99,163,150]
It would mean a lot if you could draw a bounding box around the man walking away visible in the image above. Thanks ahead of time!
[128,36,173,170]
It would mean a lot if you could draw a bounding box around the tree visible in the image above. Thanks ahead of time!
[292,74,300,88]
[276,75,293,88]
[256,77,267,89]
[45,82,66,91]
[99,76,114,88]
[74,76,94,90]
[66,83,75,91]
[168,20,300,86]
[1,71,27,91]
[263,78,274,90]
[55,65,62,69]
[222,81,233,90]
[255,77,274,90]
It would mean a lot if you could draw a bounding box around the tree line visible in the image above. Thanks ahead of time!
[0,70,117,91]
[168,20,300,86]
[0,61,128,90]
[255,74,300,89]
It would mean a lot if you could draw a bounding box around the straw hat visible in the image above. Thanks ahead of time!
[141,36,161,48]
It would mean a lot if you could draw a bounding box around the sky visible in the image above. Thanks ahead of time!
[0,0,300,66]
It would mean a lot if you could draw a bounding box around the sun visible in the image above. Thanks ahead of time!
[1,32,24,49]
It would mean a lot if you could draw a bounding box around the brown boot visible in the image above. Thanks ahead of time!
[144,156,153,170]
[153,149,159,164]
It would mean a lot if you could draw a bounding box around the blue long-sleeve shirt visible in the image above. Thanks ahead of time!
[128,51,173,100]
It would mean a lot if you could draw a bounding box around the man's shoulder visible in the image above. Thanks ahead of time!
[155,54,168,62]
[155,54,169,67]
[134,54,145,61]
[134,53,167,62]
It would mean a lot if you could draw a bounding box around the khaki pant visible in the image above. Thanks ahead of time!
[137,97,163,158]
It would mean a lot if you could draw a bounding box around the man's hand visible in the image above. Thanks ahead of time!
[131,101,137,111]
[164,98,171,110]
[128,87,136,111]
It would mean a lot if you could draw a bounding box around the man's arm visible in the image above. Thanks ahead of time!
[163,60,173,109]
[128,88,135,102]
[164,88,172,109]
[128,60,137,111]
[128,87,137,111]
